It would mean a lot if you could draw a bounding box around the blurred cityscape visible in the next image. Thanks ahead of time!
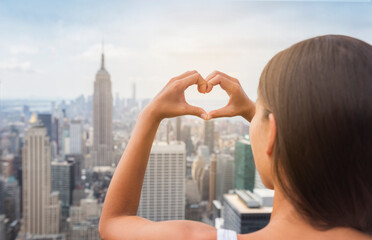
[0,51,274,240]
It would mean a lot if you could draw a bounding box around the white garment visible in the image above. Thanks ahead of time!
[217,229,238,240]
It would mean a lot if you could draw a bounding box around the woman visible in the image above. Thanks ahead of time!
[99,35,372,240]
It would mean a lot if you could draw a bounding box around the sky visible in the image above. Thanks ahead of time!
[0,0,371,106]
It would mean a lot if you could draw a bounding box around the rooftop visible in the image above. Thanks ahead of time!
[224,193,272,214]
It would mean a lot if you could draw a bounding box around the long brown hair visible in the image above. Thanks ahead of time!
[258,35,372,234]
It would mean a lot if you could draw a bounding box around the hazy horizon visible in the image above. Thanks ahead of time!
[1,0,371,101]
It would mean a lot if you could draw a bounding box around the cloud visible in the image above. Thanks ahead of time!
[76,43,139,62]
[0,59,41,74]
[9,45,39,55]
[0,1,371,99]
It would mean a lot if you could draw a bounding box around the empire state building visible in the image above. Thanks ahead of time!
[91,49,113,167]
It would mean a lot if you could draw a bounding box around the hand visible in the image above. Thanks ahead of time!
[145,70,209,122]
[205,70,256,122]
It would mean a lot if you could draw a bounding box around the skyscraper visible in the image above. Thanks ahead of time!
[209,155,216,211]
[234,136,255,192]
[70,119,83,154]
[175,117,181,141]
[21,124,60,235]
[204,120,215,154]
[91,48,113,167]
[216,154,234,201]
[181,124,194,156]
[51,116,59,154]
[51,161,74,210]
[4,176,21,223]
[137,142,186,221]
[38,113,52,139]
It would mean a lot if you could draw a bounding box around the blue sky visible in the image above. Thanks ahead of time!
[0,0,371,104]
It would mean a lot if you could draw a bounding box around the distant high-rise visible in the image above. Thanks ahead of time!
[197,145,210,164]
[181,125,193,156]
[51,116,59,154]
[0,177,4,215]
[216,154,234,201]
[137,142,186,221]
[21,124,60,235]
[209,155,217,210]
[65,154,84,188]
[91,47,113,167]
[51,161,74,210]
[204,120,215,154]
[234,137,255,192]
[70,119,83,154]
[38,113,52,139]
[176,117,181,141]
[4,176,21,223]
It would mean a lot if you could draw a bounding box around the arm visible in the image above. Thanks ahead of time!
[99,71,217,240]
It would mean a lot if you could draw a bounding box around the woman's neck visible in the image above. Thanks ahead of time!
[242,186,371,240]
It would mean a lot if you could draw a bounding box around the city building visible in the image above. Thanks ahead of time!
[223,191,272,234]
[69,120,83,154]
[0,176,4,215]
[191,155,206,183]
[234,136,256,191]
[200,165,210,201]
[51,117,59,154]
[181,125,193,156]
[0,214,9,240]
[68,198,101,240]
[60,119,70,157]
[197,145,210,164]
[253,188,274,207]
[216,154,234,202]
[21,124,60,235]
[91,47,113,167]
[204,120,215,154]
[175,117,181,141]
[137,142,186,221]
[37,114,52,139]
[209,155,216,210]
[4,176,21,223]
[51,160,74,229]
[64,154,84,187]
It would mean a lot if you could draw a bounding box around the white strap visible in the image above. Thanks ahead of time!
[217,229,238,240]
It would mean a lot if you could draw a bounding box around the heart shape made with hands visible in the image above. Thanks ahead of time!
[184,81,230,117]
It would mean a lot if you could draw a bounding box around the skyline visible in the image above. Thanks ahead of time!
[0,0,372,101]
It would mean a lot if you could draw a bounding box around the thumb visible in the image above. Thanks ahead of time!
[185,104,208,120]
[207,106,234,120]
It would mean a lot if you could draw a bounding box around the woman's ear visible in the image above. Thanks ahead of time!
[266,113,277,156]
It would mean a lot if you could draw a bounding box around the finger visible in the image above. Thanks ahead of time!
[172,70,197,81]
[205,71,218,81]
[207,106,235,119]
[205,70,238,83]
[166,70,198,88]
[206,82,213,93]
[179,72,207,93]
[208,74,237,95]
[184,104,208,120]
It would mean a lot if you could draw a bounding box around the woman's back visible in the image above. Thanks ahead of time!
[99,35,372,240]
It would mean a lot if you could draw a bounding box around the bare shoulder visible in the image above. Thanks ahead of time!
[149,220,218,240]
[237,233,259,240]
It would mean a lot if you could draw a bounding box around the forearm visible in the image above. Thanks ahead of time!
[101,105,161,220]
[242,98,256,122]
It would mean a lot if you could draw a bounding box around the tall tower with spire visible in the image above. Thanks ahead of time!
[91,43,113,167]
[21,123,60,235]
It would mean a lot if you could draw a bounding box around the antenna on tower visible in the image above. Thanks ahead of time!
[102,38,104,54]
[101,38,105,69]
